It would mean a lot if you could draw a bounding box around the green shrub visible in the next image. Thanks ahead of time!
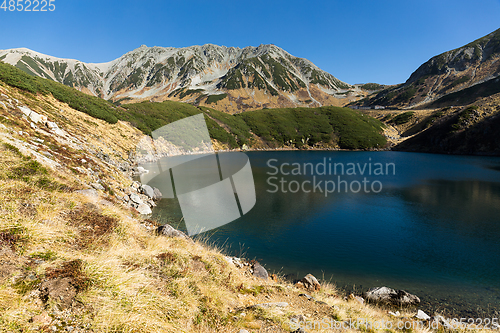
[391,112,414,125]
[206,94,227,104]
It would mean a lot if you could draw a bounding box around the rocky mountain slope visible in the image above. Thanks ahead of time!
[0,44,365,113]
[354,28,500,109]
[393,93,500,155]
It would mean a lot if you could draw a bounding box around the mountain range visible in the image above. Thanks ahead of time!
[0,44,365,113]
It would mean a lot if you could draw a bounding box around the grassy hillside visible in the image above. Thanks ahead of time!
[0,61,119,124]
[237,106,386,149]
[121,102,387,150]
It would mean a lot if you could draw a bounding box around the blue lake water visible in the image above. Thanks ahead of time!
[150,151,500,317]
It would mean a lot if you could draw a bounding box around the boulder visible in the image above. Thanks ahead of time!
[129,193,143,204]
[296,274,321,291]
[136,166,149,174]
[141,184,155,199]
[46,121,59,130]
[153,187,163,200]
[252,263,268,280]
[156,224,191,241]
[136,203,152,215]
[363,287,420,306]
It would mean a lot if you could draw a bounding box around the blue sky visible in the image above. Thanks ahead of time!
[1,0,499,84]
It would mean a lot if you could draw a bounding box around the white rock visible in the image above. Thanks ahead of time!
[415,310,430,321]
[136,203,152,215]
[141,184,155,199]
[129,193,143,204]
[18,105,32,117]
[46,121,59,130]
[29,111,43,124]
[137,166,149,174]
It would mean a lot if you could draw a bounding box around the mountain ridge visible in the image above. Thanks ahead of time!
[352,27,500,109]
[0,44,363,113]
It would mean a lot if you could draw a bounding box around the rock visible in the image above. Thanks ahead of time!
[156,224,191,241]
[252,263,268,280]
[136,203,152,215]
[46,121,59,130]
[39,277,77,309]
[75,189,99,198]
[238,330,250,333]
[129,193,143,204]
[153,187,163,200]
[53,128,66,137]
[415,310,431,321]
[141,184,155,199]
[225,256,244,268]
[29,111,45,124]
[389,311,400,317]
[299,293,313,301]
[363,286,420,306]
[90,183,105,191]
[297,274,321,291]
[136,166,149,174]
